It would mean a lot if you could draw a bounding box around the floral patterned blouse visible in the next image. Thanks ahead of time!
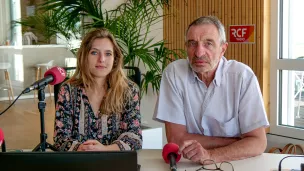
[53,81,142,151]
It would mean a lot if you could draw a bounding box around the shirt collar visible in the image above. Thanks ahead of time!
[213,57,225,86]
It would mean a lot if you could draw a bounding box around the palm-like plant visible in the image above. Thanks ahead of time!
[14,0,185,96]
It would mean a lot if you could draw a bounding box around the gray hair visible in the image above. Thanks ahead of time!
[185,16,226,44]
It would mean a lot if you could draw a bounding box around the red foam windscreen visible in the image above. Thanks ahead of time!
[0,128,4,145]
[162,143,182,163]
[44,66,67,85]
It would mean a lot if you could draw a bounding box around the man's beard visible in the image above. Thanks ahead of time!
[190,56,217,73]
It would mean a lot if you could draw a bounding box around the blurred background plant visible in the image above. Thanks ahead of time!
[13,0,186,97]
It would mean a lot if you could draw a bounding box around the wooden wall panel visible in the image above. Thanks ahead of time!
[164,0,270,122]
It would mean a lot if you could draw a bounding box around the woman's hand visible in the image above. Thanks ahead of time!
[77,140,107,151]
[77,140,120,151]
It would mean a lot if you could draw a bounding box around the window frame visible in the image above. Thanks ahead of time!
[270,0,304,139]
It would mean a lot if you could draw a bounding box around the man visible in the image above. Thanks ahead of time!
[153,16,269,164]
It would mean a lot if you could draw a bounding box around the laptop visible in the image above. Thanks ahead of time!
[0,151,138,171]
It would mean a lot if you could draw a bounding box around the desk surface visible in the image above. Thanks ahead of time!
[138,150,304,171]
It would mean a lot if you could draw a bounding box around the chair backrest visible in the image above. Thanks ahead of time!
[47,60,54,66]
[54,66,141,106]
[124,66,141,87]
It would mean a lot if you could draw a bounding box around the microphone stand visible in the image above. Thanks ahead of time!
[32,87,57,152]
[1,140,6,152]
[169,153,177,171]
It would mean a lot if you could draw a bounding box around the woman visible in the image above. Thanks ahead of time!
[54,28,142,151]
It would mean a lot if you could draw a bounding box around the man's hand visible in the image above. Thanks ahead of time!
[165,122,240,149]
[179,140,211,164]
[77,140,107,151]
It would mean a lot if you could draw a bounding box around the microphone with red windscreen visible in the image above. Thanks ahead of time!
[0,128,6,152]
[23,66,66,94]
[162,143,182,171]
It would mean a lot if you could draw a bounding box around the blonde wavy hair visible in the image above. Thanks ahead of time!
[68,28,130,115]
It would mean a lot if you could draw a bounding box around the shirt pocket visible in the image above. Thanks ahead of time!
[202,115,239,137]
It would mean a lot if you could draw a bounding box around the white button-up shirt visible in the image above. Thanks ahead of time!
[153,57,269,137]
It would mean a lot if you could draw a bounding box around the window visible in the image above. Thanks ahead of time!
[270,0,304,139]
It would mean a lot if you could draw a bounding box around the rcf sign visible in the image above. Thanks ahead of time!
[229,25,255,43]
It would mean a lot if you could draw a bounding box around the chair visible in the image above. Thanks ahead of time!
[124,66,141,88]
[0,63,14,103]
[53,66,141,106]
[294,71,304,118]
[294,56,304,119]
[34,60,54,100]
[22,32,38,45]
[268,143,304,155]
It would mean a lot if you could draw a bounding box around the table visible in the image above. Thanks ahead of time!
[138,150,304,171]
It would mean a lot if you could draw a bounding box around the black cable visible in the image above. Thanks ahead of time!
[278,155,304,171]
[0,90,26,115]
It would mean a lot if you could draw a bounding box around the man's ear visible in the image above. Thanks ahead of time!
[220,42,228,56]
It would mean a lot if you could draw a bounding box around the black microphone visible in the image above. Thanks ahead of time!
[0,128,6,152]
[23,66,66,94]
[162,143,181,171]
[301,163,304,171]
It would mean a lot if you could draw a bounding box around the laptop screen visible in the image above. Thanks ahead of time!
[0,151,138,171]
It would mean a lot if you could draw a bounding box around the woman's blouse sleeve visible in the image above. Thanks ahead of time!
[113,83,142,150]
[53,84,81,151]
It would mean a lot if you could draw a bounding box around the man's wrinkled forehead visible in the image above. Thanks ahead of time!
[186,24,220,42]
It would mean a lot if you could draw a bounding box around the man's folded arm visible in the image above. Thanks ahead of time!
[208,126,267,163]
[165,122,240,149]
[166,121,267,162]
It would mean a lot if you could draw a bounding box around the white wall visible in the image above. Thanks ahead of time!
[102,0,126,10]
